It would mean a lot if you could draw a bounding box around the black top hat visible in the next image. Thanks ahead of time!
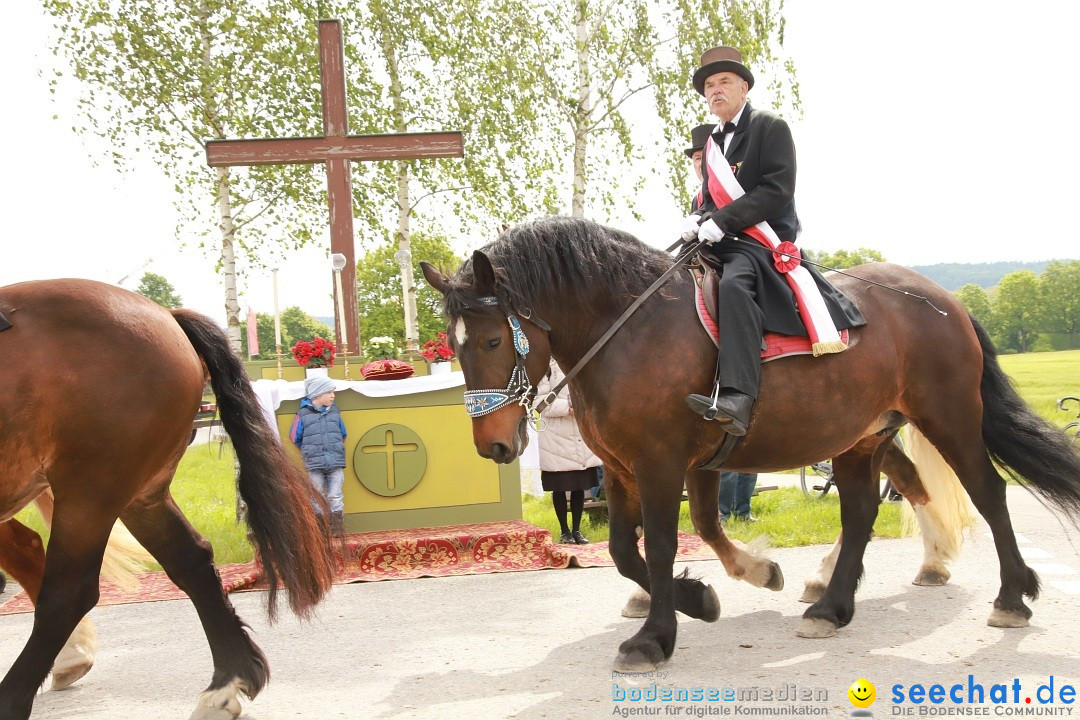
[693,46,755,96]
[684,123,717,157]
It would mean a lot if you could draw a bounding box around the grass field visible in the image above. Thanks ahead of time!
[523,487,903,547]
[8,349,1077,574]
[999,349,1080,428]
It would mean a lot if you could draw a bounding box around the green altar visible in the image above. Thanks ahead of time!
[257,374,522,533]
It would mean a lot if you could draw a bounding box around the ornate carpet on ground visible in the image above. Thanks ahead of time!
[0,562,261,616]
[0,521,716,615]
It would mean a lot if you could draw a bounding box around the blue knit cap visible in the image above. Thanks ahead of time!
[304,376,336,399]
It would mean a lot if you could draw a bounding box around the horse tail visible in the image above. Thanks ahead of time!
[34,489,154,593]
[972,314,1080,520]
[899,428,975,564]
[171,309,334,621]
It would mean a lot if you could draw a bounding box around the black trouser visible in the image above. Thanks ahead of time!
[714,252,764,399]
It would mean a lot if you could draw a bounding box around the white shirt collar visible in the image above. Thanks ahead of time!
[729,102,747,127]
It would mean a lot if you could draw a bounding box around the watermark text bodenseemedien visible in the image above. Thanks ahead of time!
[612,682,827,703]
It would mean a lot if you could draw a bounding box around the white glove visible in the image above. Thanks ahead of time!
[679,214,702,241]
[697,218,725,244]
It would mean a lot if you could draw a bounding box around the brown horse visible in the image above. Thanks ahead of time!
[422,217,1080,672]
[0,279,335,720]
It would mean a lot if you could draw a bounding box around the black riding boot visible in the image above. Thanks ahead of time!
[685,253,761,435]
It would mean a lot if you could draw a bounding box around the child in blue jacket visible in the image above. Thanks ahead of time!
[290,375,347,535]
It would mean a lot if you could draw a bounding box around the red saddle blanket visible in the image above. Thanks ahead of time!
[694,273,848,362]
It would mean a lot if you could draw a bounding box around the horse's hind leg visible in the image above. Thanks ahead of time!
[0,520,45,605]
[800,534,841,604]
[898,428,977,587]
[878,440,951,584]
[911,416,1036,628]
[0,518,97,691]
[800,435,959,603]
[605,467,719,623]
[686,469,783,591]
[120,494,268,720]
[799,441,883,639]
[0,504,113,720]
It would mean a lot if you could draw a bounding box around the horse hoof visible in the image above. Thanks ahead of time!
[189,678,248,720]
[764,562,784,592]
[912,567,951,586]
[51,662,93,691]
[701,585,721,623]
[621,587,651,618]
[189,706,239,720]
[987,608,1030,628]
[799,583,826,604]
[796,617,838,638]
[52,617,97,690]
[613,648,664,673]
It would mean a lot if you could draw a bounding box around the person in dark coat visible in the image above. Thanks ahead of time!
[680,46,865,436]
[686,123,716,213]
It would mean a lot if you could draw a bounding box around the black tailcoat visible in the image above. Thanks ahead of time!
[697,104,865,337]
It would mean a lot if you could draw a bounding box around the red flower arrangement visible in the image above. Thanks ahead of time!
[291,337,336,368]
[419,332,455,363]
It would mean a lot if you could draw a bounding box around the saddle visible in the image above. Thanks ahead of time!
[688,261,849,472]
[690,262,848,360]
[0,311,10,333]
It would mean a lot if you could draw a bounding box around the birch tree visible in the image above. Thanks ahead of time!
[42,0,330,350]
[489,1,797,220]
[325,0,564,357]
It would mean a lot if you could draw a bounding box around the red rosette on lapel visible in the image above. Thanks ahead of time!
[771,241,801,274]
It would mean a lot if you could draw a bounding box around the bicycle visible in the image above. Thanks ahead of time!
[799,461,901,501]
[799,434,906,501]
[1059,395,1080,445]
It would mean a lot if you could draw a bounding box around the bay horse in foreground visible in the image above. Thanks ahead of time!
[0,280,335,720]
[422,216,1080,671]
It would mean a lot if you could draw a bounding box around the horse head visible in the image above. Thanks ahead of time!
[421,250,551,464]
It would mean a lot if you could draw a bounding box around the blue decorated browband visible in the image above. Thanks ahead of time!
[462,295,548,419]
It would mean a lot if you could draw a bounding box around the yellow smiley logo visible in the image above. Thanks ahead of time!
[848,678,876,708]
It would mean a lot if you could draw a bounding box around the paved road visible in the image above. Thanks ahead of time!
[2,486,1078,720]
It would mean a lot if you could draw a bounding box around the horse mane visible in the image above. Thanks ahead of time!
[441,216,672,317]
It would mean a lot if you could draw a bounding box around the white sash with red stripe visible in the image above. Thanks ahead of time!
[703,135,847,356]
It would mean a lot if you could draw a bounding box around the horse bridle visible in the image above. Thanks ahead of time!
[461,295,552,418]
[462,234,710,420]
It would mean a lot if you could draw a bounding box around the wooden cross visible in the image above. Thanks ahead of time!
[206,19,464,357]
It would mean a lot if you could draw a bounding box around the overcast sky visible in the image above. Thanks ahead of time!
[2,0,1078,322]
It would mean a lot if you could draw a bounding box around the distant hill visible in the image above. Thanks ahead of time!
[909,261,1054,291]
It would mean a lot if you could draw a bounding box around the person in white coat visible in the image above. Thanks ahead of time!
[537,358,602,544]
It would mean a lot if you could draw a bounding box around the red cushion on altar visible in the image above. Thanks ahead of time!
[360,360,415,380]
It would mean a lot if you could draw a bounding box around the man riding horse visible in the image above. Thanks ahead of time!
[681,46,865,436]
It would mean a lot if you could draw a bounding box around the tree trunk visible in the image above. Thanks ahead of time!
[215,165,242,352]
[200,0,241,352]
[376,5,419,358]
[394,159,417,357]
[571,0,591,220]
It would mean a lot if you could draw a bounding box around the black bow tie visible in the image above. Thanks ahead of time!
[716,122,736,155]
